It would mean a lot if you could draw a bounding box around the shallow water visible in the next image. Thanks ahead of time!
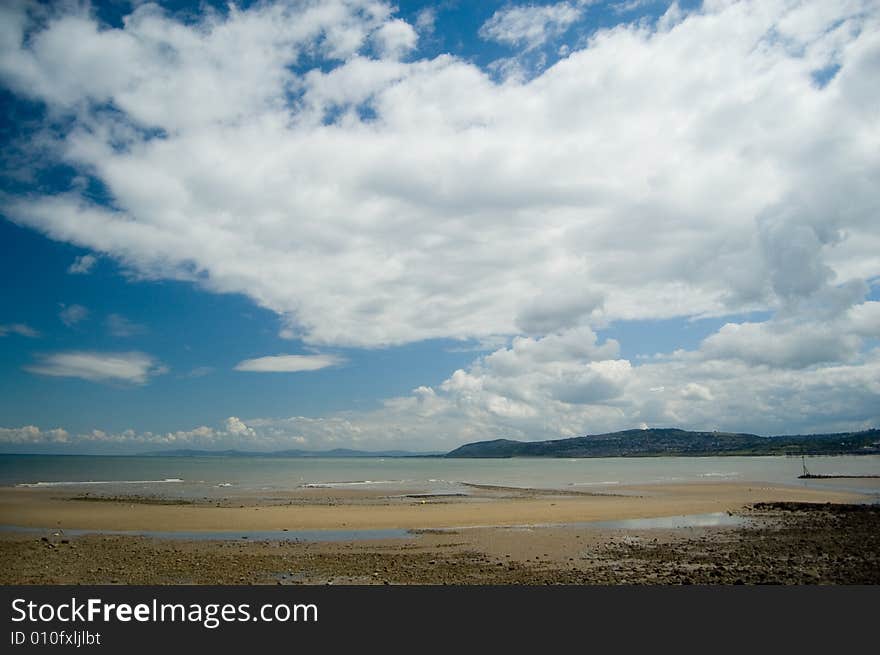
[586,512,750,530]
[0,513,749,541]
[1,454,878,498]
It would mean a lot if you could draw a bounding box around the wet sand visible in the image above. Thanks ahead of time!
[0,481,861,531]
[1,482,877,585]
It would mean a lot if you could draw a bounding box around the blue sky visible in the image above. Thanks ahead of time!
[1,0,878,453]
[0,218,485,432]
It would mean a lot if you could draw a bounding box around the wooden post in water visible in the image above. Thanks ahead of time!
[799,454,815,479]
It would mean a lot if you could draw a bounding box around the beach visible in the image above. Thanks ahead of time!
[2,480,878,584]
[0,480,868,531]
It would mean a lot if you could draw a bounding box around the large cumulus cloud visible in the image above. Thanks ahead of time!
[1,0,877,347]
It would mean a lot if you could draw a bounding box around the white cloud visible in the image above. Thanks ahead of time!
[234,353,345,372]
[699,293,880,369]
[278,327,298,340]
[0,1,875,350]
[680,382,713,402]
[0,425,69,444]
[224,416,255,436]
[24,351,167,384]
[612,0,655,15]
[67,253,96,274]
[185,366,214,378]
[105,313,146,337]
[479,2,587,50]
[372,18,417,59]
[415,8,436,34]
[848,300,880,338]
[0,323,39,338]
[701,320,861,369]
[59,304,88,327]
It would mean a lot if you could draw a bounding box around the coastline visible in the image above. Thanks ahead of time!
[2,481,878,585]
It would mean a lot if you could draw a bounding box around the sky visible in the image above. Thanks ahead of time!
[0,0,878,454]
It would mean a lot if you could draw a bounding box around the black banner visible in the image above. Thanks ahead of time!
[2,586,877,652]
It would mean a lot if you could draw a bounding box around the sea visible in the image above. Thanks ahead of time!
[2,454,879,500]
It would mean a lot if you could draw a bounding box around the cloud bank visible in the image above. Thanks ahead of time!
[6,303,879,452]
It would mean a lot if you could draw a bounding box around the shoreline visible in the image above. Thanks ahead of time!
[0,481,867,532]
[1,501,877,585]
[0,482,880,585]
[2,481,877,585]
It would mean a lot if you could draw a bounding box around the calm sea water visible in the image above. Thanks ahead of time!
[1,454,878,499]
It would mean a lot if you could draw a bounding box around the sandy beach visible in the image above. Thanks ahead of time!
[0,480,865,531]
[2,481,878,585]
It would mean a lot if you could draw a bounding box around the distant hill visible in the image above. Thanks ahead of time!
[140,448,441,458]
[138,429,880,459]
[444,428,880,458]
